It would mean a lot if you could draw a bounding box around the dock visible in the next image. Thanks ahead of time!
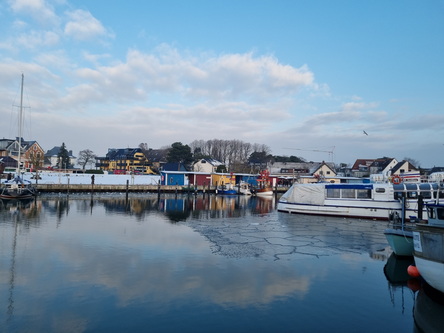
[35,184,289,194]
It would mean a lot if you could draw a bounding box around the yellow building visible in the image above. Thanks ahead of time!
[98,148,156,174]
[211,173,235,186]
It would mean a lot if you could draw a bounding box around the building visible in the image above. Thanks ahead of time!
[390,160,421,182]
[97,148,155,174]
[45,146,77,169]
[0,138,45,171]
[350,159,375,178]
[192,159,223,173]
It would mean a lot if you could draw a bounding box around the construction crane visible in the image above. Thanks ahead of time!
[283,146,335,162]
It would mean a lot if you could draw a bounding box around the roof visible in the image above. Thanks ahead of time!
[103,148,143,160]
[311,161,336,175]
[351,159,375,170]
[162,162,188,171]
[45,146,75,158]
[0,156,18,167]
[391,161,419,173]
[196,158,223,166]
[370,157,395,170]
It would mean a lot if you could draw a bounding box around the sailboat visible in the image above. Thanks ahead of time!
[0,74,37,200]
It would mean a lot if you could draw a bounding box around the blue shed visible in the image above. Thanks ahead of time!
[161,171,188,186]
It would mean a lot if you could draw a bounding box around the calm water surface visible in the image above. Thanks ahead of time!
[0,194,442,332]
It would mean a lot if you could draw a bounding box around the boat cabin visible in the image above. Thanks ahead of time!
[426,203,444,227]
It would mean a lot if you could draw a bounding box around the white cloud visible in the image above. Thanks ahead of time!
[8,0,58,25]
[64,9,109,41]
[16,29,60,49]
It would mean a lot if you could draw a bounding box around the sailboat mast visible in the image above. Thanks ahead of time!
[17,74,24,175]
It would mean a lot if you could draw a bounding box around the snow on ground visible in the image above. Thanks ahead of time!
[23,171,161,185]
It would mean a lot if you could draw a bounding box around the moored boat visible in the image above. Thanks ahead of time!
[384,200,414,256]
[277,181,442,220]
[0,74,36,200]
[413,200,444,293]
[216,183,237,195]
[254,170,273,197]
[238,181,252,195]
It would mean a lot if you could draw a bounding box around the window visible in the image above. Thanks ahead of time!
[428,207,435,219]
[342,189,355,198]
[326,188,340,198]
[357,189,371,199]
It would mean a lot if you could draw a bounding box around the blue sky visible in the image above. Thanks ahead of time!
[1,0,443,167]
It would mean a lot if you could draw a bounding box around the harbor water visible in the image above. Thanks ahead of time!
[1,194,441,332]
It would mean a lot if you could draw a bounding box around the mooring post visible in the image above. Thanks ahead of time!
[126,179,129,201]
[91,174,95,199]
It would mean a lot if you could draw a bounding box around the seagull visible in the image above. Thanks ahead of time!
[363,130,368,136]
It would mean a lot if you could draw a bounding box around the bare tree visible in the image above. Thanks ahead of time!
[187,138,269,171]
[139,142,149,155]
[78,149,97,170]
[403,157,420,168]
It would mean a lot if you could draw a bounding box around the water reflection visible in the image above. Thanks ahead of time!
[0,195,421,332]
[383,253,416,314]
[414,285,444,333]
[32,194,275,223]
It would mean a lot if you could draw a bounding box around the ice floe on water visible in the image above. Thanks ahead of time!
[184,212,390,261]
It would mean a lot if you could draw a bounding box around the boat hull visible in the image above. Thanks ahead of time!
[255,188,273,197]
[0,185,36,200]
[384,228,414,256]
[413,225,444,293]
[277,201,397,220]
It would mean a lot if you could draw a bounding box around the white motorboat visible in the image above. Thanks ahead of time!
[277,181,442,220]
[237,181,252,195]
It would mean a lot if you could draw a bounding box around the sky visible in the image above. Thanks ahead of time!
[1,0,443,168]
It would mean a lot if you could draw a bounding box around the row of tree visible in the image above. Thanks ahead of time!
[160,139,305,173]
[56,139,306,172]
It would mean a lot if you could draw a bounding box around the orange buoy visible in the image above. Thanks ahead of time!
[407,265,420,278]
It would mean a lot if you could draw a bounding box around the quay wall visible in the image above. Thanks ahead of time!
[35,184,289,194]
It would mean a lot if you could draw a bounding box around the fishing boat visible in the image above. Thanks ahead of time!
[412,199,444,293]
[216,183,237,195]
[277,181,442,220]
[0,74,37,200]
[254,170,273,196]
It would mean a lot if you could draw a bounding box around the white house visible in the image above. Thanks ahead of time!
[192,159,223,173]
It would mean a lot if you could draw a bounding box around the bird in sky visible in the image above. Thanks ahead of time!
[363,130,368,136]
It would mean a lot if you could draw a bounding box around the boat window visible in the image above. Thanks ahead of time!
[407,191,418,199]
[421,191,432,199]
[375,188,385,193]
[438,208,444,220]
[342,189,355,198]
[356,189,372,199]
[326,188,340,198]
[428,207,435,219]
[394,192,403,200]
